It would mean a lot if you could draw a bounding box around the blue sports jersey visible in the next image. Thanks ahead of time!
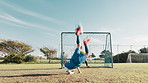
[65,48,87,69]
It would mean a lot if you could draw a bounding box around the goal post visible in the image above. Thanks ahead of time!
[127,53,148,63]
[61,32,113,68]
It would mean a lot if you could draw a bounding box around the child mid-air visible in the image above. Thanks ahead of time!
[64,25,90,74]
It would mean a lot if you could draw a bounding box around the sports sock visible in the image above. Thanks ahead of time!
[76,36,80,44]
[84,44,89,54]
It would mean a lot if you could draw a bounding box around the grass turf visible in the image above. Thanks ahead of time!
[0,63,148,83]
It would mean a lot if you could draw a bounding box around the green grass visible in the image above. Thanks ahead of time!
[0,58,105,64]
[0,63,148,83]
[36,59,61,64]
[0,60,3,63]
[0,59,61,64]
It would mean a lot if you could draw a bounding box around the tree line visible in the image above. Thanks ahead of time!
[113,47,148,63]
[0,39,57,63]
[1,39,148,64]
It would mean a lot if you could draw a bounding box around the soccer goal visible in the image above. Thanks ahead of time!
[61,32,113,68]
[127,53,148,63]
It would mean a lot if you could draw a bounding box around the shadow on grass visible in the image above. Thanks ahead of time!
[0,68,59,71]
[0,73,63,78]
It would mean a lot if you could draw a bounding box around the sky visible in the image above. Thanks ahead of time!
[1,0,148,56]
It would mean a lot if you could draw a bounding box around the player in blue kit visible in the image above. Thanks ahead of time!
[64,25,90,74]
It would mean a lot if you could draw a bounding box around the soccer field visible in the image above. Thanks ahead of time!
[0,63,148,83]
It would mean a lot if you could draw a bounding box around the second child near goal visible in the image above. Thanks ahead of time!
[64,25,91,74]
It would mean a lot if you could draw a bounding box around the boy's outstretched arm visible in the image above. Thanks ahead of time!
[77,67,82,73]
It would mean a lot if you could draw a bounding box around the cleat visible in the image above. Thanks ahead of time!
[75,25,83,36]
[83,37,90,45]
[87,66,90,68]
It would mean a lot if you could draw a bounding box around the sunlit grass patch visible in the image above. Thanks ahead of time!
[0,63,148,83]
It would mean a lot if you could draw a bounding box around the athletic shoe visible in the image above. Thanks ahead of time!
[83,37,90,45]
[75,25,83,36]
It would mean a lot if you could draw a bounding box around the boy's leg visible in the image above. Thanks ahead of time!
[76,25,83,48]
[83,37,90,56]
[76,36,80,48]
[85,60,90,68]
[70,26,83,61]
[75,25,83,36]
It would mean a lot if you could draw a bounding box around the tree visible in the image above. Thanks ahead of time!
[100,50,112,63]
[0,39,34,63]
[90,53,96,57]
[3,53,25,63]
[113,50,136,63]
[40,47,57,63]
[24,55,36,62]
[139,47,148,53]
[100,50,112,58]
[0,39,33,55]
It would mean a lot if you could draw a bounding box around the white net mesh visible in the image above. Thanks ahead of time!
[127,53,148,63]
[61,32,113,68]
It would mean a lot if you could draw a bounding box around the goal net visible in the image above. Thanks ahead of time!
[127,53,148,63]
[61,32,113,68]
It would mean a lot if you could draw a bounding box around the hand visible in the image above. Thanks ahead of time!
[78,71,82,74]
